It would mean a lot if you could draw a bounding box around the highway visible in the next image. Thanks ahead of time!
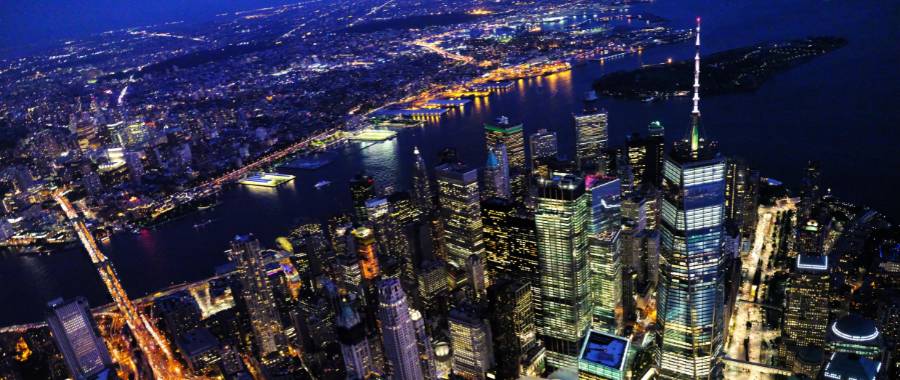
[54,191,187,380]
[724,199,795,379]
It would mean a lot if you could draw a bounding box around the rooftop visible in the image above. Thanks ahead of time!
[578,330,629,372]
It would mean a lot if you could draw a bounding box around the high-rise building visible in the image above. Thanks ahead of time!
[335,299,375,379]
[229,235,286,359]
[410,309,439,380]
[586,175,622,234]
[352,227,381,281]
[535,174,592,369]
[655,18,728,380]
[465,254,486,301]
[378,278,424,380]
[449,306,494,379]
[412,147,435,213]
[46,297,114,380]
[485,117,526,201]
[480,198,541,319]
[435,163,484,268]
[483,144,510,199]
[488,278,538,379]
[781,255,830,362]
[574,100,609,173]
[589,229,622,334]
[529,129,558,171]
[350,173,376,223]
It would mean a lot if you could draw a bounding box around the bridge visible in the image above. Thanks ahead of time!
[54,191,187,379]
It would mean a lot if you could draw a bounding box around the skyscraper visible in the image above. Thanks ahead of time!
[781,255,830,362]
[575,98,609,173]
[229,235,286,359]
[412,147,435,213]
[485,117,526,201]
[488,278,538,379]
[449,306,494,379]
[352,227,381,281]
[482,143,510,199]
[655,18,728,379]
[435,163,484,268]
[589,229,622,334]
[481,197,541,320]
[410,308,439,380]
[335,299,375,379]
[350,173,376,223]
[586,175,622,234]
[529,129,558,171]
[378,278,424,380]
[465,254,487,301]
[535,174,592,369]
[46,297,114,380]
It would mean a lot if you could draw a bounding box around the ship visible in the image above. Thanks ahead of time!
[314,180,331,190]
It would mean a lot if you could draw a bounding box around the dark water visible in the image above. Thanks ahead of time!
[1,0,899,325]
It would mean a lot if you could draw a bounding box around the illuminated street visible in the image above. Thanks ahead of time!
[725,199,796,379]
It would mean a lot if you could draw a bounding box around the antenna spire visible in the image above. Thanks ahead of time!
[690,17,702,154]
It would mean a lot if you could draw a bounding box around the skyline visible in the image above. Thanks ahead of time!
[0,0,898,379]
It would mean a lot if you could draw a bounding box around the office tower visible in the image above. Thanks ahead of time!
[46,297,114,380]
[435,163,484,268]
[365,197,392,254]
[801,160,822,217]
[350,173,376,223]
[529,129,558,170]
[153,291,202,339]
[535,174,592,369]
[417,260,449,322]
[621,268,638,327]
[410,309,439,380]
[589,230,622,334]
[574,99,609,173]
[616,156,636,199]
[378,278,424,380]
[781,255,830,362]
[795,218,826,258]
[740,169,760,235]
[586,175,622,234]
[352,227,381,281]
[577,330,630,380]
[484,117,526,201]
[412,147,435,213]
[449,306,494,379]
[625,134,648,191]
[465,254,486,301]
[229,235,286,359]
[336,299,375,379]
[483,143,510,199]
[724,158,755,233]
[488,278,538,379]
[655,18,728,380]
[481,198,542,318]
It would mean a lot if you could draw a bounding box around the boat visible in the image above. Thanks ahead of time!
[314,180,331,190]
[642,96,657,103]
[193,219,215,229]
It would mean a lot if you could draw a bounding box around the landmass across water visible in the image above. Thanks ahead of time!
[593,36,847,99]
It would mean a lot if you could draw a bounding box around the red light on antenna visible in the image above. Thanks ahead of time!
[696,17,701,23]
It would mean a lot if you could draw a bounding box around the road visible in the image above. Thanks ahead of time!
[724,199,795,379]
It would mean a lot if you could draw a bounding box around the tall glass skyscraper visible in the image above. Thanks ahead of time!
[46,297,114,379]
[535,174,592,370]
[229,234,286,359]
[655,18,727,379]
[435,163,484,268]
[589,229,622,334]
[485,117,526,202]
[574,100,608,172]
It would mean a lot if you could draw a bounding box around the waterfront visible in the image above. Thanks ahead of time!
[1,0,898,326]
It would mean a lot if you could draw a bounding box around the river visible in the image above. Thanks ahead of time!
[1,0,898,325]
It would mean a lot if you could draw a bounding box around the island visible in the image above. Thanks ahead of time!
[593,36,847,99]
